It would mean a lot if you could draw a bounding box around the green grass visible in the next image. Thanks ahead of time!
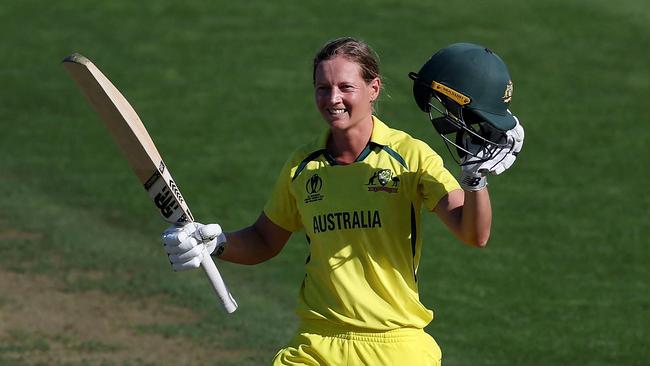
[1,0,648,365]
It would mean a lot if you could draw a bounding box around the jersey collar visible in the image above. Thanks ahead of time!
[368,116,391,146]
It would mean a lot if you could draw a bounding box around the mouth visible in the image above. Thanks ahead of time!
[327,107,348,116]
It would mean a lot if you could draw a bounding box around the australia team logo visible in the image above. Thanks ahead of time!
[502,80,513,103]
[366,169,399,193]
[304,174,324,203]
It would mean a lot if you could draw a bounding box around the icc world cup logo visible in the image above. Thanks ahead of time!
[306,174,323,194]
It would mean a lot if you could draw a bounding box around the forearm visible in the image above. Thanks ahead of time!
[459,188,492,247]
[434,187,492,248]
[218,227,278,265]
[216,213,291,265]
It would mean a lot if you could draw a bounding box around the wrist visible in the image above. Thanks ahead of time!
[213,244,226,257]
[459,170,487,191]
[212,232,227,257]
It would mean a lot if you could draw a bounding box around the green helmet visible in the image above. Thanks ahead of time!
[409,42,515,131]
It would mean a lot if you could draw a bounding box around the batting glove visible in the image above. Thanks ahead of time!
[459,115,525,191]
[162,222,226,271]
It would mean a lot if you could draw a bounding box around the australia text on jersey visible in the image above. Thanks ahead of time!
[313,210,382,233]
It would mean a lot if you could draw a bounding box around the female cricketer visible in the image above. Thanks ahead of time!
[162,37,524,365]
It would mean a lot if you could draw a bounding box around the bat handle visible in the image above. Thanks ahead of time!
[200,248,238,313]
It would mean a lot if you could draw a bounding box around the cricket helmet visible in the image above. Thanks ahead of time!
[408,43,517,164]
[409,42,515,130]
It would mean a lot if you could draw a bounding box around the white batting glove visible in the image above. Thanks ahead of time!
[162,222,226,271]
[459,115,524,190]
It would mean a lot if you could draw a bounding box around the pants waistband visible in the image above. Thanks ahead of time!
[298,320,425,343]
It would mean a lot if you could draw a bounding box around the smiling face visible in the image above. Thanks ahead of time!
[314,55,380,132]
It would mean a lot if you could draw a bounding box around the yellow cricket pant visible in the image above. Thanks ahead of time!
[272,321,442,366]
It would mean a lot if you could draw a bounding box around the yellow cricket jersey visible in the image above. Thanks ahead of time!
[264,116,460,331]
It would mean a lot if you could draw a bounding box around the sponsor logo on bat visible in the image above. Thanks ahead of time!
[154,186,180,219]
[144,171,161,190]
[168,179,185,205]
[178,210,194,223]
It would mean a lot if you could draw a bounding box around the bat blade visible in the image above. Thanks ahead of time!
[63,53,237,313]
[62,53,192,224]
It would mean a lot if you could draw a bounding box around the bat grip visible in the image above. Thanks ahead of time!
[200,248,238,313]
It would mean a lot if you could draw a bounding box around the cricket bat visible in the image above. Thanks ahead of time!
[63,53,238,314]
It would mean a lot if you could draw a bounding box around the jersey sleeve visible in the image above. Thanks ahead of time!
[417,142,461,211]
[263,154,303,232]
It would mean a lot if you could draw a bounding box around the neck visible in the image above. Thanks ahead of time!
[327,116,374,164]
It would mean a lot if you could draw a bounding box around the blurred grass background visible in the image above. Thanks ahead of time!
[0,0,648,365]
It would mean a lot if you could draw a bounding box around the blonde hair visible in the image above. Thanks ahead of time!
[312,37,381,85]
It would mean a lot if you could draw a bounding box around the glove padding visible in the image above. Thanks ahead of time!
[162,222,226,271]
[460,114,524,176]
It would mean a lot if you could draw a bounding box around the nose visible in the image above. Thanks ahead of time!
[329,87,342,104]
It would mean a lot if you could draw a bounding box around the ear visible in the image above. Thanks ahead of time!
[369,77,381,102]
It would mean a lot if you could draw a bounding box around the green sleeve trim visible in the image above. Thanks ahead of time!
[292,149,329,181]
[381,145,409,169]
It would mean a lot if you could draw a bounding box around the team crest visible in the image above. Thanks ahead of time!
[502,80,513,103]
[377,169,392,186]
[366,169,399,193]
